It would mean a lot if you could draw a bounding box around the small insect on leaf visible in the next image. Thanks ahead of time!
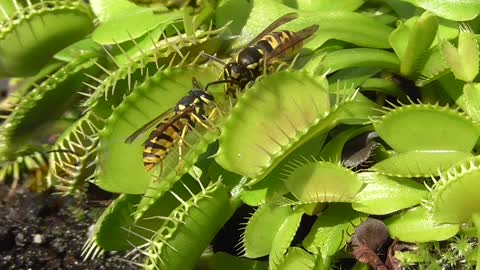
[125,77,217,174]
[205,12,319,97]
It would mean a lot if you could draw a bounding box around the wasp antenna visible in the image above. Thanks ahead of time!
[200,51,227,65]
[205,80,236,91]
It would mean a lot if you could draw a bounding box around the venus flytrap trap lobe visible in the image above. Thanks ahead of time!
[352,172,428,215]
[268,208,304,270]
[50,25,226,196]
[0,0,95,77]
[371,102,480,177]
[4,0,480,269]
[96,67,219,196]
[0,151,50,194]
[216,71,331,184]
[84,22,228,108]
[48,113,103,196]
[82,172,210,260]
[440,23,479,83]
[1,50,102,160]
[141,180,232,270]
[283,160,364,204]
[427,155,480,224]
[303,204,366,260]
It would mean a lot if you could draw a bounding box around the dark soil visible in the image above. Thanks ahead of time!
[0,184,138,270]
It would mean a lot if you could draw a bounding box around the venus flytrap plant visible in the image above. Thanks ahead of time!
[0,0,95,77]
[4,0,480,269]
[440,23,479,83]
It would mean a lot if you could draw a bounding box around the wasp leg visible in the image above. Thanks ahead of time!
[190,110,217,131]
[268,59,289,73]
[176,124,189,174]
[206,107,218,120]
[262,54,268,76]
[157,159,164,178]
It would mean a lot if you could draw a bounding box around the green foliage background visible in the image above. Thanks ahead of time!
[1,0,480,269]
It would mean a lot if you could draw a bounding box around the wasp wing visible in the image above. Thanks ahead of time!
[146,105,197,135]
[124,109,176,144]
[246,12,299,47]
[264,24,319,62]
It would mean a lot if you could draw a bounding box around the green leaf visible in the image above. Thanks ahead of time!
[314,48,399,75]
[430,155,480,224]
[92,9,181,45]
[216,0,393,52]
[372,150,473,177]
[82,174,210,255]
[216,71,330,182]
[290,0,364,11]
[458,24,479,82]
[360,78,405,98]
[373,103,480,153]
[303,204,366,257]
[2,54,100,153]
[460,83,480,121]
[352,172,428,215]
[277,247,316,270]
[318,125,373,163]
[83,194,143,254]
[0,1,94,77]
[53,39,102,62]
[440,25,479,82]
[269,209,304,270]
[284,161,364,203]
[198,252,268,270]
[90,0,156,22]
[389,15,457,79]
[399,0,480,21]
[384,206,459,242]
[243,204,294,258]
[143,181,233,270]
[399,11,438,77]
[239,132,327,207]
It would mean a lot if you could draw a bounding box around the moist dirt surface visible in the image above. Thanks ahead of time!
[0,184,138,270]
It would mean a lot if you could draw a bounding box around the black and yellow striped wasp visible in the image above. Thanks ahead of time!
[204,13,319,97]
[124,77,216,173]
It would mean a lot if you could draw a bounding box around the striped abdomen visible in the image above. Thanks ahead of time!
[234,30,301,75]
[142,117,192,172]
[254,30,301,60]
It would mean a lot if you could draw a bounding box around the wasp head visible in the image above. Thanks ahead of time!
[224,62,255,89]
[191,90,214,104]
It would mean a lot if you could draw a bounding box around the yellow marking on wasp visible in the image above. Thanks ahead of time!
[231,70,240,79]
[279,32,290,43]
[264,36,279,49]
[176,124,190,172]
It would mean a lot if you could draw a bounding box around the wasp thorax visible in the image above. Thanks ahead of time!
[225,62,256,85]
[191,90,214,104]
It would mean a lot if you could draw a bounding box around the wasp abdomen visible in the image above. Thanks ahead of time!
[142,122,185,172]
[257,31,301,59]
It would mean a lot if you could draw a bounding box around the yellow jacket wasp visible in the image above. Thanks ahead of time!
[124,77,216,173]
[204,13,319,97]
